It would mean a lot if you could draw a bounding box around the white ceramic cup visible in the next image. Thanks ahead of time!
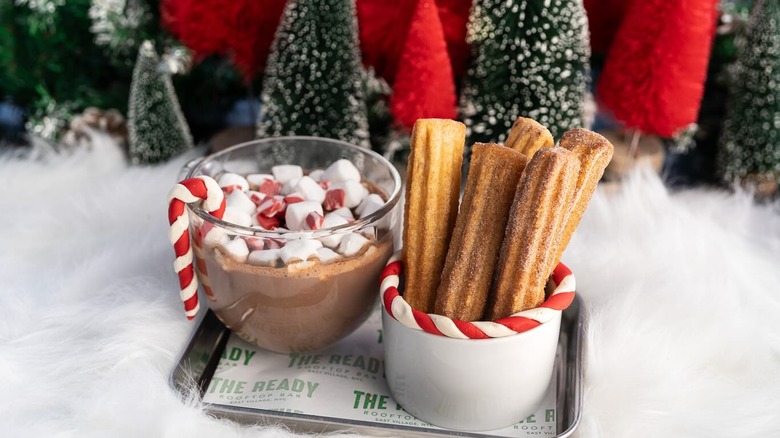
[381,306,561,431]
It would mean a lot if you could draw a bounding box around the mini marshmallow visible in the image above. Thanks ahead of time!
[319,213,349,247]
[322,159,361,183]
[223,238,250,263]
[359,226,377,239]
[308,169,324,181]
[246,190,267,205]
[295,176,326,203]
[283,192,305,204]
[274,195,289,216]
[280,239,323,264]
[330,180,368,209]
[338,233,370,257]
[323,212,350,228]
[285,201,324,231]
[223,206,252,227]
[246,173,273,189]
[218,172,249,193]
[257,179,282,196]
[243,237,266,251]
[203,227,230,247]
[286,260,316,273]
[247,249,280,267]
[304,211,324,230]
[272,165,304,184]
[256,197,284,217]
[316,247,340,263]
[280,177,302,195]
[264,238,283,250]
[330,207,355,220]
[323,188,346,211]
[255,214,280,230]
[356,193,385,218]
[226,190,257,215]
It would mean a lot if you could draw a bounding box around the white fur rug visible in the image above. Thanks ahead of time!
[2,138,779,438]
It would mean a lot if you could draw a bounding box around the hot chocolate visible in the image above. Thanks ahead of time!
[197,235,393,353]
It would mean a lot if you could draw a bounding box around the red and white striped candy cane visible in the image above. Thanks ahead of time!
[167,176,226,319]
[381,251,576,339]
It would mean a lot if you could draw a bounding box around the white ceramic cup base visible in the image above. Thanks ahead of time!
[382,307,561,431]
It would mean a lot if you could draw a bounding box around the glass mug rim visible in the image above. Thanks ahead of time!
[184,136,403,237]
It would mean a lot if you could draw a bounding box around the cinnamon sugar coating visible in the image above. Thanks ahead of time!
[434,143,527,321]
[505,117,554,158]
[551,129,614,272]
[402,119,466,313]
[486,147,580,320]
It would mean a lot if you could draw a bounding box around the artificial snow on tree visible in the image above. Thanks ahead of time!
[89,0,153,68]
[597,0,719,140]
[257,0,370,148]
[717,0,780,194]
[390,0,457,130]
[127,41,193,164]
[459,0,590,148]
[25,98,80,144]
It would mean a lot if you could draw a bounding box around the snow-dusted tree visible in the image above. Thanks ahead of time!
[89,0,152,68]
[127,41,193,164]
[718,0,780,191]
[256,0,370,147]
[459,0,590,148]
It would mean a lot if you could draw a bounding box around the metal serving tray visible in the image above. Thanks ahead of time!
[169,295,584,437]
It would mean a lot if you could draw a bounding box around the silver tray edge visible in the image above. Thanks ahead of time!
[168,295,585,437]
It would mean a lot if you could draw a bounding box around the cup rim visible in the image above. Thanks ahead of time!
[380,251,576,340]
[183,136,403,237]
[381,304,563,349]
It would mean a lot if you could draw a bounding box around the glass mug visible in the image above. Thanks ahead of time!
[182,137,402,353]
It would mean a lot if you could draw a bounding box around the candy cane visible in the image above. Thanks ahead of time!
[381,252,576,339]
[167,176,226,319]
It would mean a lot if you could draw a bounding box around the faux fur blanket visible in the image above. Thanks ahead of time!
[2,137,779,438]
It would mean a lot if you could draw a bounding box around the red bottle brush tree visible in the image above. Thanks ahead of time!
[356,0,417,84]
[161,0,287,82]
[357,0,471,84]
[597,0,720,138]
[433,0,472,79]
[390,0,458,129]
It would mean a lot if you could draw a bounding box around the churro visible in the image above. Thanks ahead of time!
[402,119,466,313]
[550,129,615,270]
[504,117,554,158]
[486,147,580,320]
[434,143,527,321]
